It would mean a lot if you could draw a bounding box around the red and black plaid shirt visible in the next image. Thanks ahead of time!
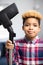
[6,36,43,65]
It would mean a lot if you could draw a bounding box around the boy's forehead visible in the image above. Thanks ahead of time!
[22,10,42,20]
[24,18,39,23]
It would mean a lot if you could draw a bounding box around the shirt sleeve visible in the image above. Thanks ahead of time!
[14,41,19,65]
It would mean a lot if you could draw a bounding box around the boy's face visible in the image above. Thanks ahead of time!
[22,18,40,39]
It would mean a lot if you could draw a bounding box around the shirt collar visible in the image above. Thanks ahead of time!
[32,36,39,44]
[24,36,39,44]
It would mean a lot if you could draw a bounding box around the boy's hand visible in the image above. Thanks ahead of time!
[5,40,14,49]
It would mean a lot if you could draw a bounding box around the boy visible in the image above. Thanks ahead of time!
[6,10,43,65]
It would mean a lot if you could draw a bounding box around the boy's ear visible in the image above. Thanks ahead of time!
[39,26,41,32]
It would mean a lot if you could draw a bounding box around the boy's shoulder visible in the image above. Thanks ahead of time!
[14,38,26,43]
[36,38,43,43]
[13,38,27,46]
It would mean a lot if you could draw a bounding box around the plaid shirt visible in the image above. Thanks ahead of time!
[6,36,43,65]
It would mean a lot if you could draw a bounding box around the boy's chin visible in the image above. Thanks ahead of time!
[27,35,36,39]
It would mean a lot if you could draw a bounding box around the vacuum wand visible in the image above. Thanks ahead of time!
[9,28,16,65]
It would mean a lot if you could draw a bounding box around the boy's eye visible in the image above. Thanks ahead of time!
[25,25,29,26]
[24,24,30,26]
[25,24,37,26]
[34,25,37,27]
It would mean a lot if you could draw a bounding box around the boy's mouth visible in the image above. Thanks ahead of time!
[27,31,34,34]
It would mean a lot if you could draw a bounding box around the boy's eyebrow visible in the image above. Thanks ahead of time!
[24,22,38,24]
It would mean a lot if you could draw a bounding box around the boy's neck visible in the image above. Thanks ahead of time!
[25,35,38,41]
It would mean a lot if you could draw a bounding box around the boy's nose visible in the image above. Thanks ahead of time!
[29,25,33,30]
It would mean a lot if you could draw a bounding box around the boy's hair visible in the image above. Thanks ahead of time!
[22,10,42,26]
[23,17,40,26]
